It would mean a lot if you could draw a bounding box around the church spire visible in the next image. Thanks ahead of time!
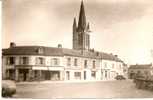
[73,17,77,32]
[73,17,77,28]
[78,0,86,31]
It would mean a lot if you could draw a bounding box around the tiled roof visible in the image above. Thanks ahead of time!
[2,46,63,56]
[129,64,153,69]
[2,46,123,62]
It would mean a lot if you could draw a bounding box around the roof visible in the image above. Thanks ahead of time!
[129,64,153,69]
[2,46,123,62]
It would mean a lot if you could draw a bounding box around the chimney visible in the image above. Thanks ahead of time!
[58,44,62,48]
[91,48,94,52]
[10,42,16,48]
[96,52,99,56]
[114,55,118,58]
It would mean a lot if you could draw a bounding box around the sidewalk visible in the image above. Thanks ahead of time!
[16,79,123,85]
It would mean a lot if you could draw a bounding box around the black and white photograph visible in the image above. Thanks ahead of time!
[1,0,153,99]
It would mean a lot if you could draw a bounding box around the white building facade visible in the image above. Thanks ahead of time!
[2,45,125,82]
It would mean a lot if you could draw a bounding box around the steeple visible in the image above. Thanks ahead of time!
[72,0,90,51]
[73,17,77,31]
[78,0,86,32]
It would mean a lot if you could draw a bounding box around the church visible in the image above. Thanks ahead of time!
[2,1,125,82]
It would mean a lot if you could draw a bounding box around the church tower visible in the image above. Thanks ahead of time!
[73,1,91,51]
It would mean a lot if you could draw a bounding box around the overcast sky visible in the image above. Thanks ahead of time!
[2,0,153,64]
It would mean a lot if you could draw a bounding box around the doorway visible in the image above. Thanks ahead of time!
[130,73,135,79]
[66,71,70,80]
[84,71,87,80]
[19,69,29,81]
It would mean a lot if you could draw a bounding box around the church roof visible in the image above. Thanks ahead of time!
[2,46,123,62]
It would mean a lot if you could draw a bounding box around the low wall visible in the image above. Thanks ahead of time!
[134,78,153,91]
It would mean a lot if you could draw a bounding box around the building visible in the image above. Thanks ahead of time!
[128,64,153,79]
[2,1,125,82]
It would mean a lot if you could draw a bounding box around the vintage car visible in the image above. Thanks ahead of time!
[2,80,16,97]
[115,75,126,80]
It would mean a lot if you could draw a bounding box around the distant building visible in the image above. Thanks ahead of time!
[2,1,125,82]
[128,64,153,79]
[123,63,128,78]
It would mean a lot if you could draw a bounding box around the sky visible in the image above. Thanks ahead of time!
[2,0,153,64]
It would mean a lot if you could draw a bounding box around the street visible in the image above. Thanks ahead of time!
[13,80,153,99]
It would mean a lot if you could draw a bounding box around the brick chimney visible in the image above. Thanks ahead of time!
[10,42,16,48]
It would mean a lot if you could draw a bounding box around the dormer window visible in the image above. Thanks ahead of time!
[37,47,43,54]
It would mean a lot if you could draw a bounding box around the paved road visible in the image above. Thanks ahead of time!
[13,80,153,99]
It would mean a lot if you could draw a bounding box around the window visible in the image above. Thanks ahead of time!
[52,58,59,66]
[37,47,43,54]
[36,57,45,65]
[91,71,96,78]
[104,62,107,68]
[84,60,88,68]
[119,64,122,69]
[67,58,71,66]
[105,71,107,78]
[74,58,78,66]
[66,71,70,80]
[93,60,96,68]
[74,72,81,80]
[20,57,29,64]
[144,71,149,76]
[112,64,115,69]
[7,57,15,65]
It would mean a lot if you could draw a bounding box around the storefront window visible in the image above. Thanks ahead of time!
[91,71,96,78]
[74,72,81,80]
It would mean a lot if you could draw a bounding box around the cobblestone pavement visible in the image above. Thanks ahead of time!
[13,80,153,99]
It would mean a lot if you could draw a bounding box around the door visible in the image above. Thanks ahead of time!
[19,69,29,81]
[45,71,51,80]
[84,71,86,80]
[66,71,70,80]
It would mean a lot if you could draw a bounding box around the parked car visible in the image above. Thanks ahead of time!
[2,80,16,97]
[115,75,126,80]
